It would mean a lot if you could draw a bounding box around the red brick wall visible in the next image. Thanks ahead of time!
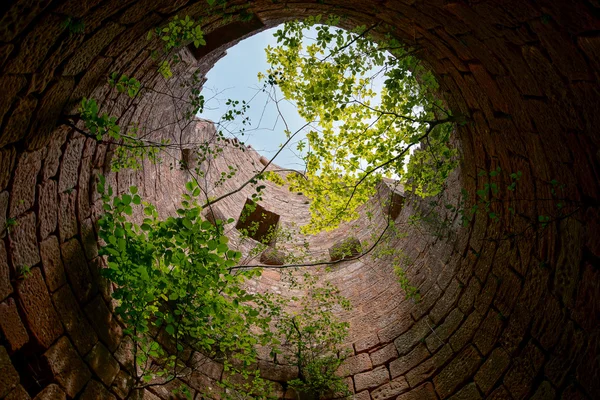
[0,0,599,399]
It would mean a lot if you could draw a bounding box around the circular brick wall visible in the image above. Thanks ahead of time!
[1,1,599,399]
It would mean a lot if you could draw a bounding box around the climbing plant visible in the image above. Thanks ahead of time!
[275,273,352,398]
[97,177,282,396]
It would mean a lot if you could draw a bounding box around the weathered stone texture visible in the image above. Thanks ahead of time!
[338,353,373,377]
[0,346,19,397]
[16,268,63,348]
[39,236,66,292]
[85,295,122,352]
[354,365,390,392]
[52,285,98,355]
[369,343,398,367]
[86,342,120,386]
[79,380,116,400]
[0,241,12,301]
[4,384,30,400]
[38,180,58,240]
[44,336,92,397]
[474,347,510,395]
[32,384,66,400]
[61,239,96,303]
[0,297,29,351]
[8,212,40,269]
[0,1,598,399]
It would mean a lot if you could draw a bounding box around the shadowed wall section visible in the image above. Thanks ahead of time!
[0,0,599,399]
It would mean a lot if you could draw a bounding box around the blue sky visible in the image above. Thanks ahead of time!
[198,27,308,170]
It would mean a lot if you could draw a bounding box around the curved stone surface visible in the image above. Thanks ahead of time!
[0,1,598,399]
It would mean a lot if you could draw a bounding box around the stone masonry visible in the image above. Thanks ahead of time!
[0,1,599,399]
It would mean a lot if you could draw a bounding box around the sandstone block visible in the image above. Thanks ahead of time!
[111,370,133,399]
[16,268,63,348]
[0,147,16,192]
[394,317,430,356]
[354,334,380,353]
[52,285,98,355]
[0,241,12,301]
[9,212,40,270]
[433,345,483,399]
[337,353,372,377]
[80,380,116,400]
[257,360,297,382]
[44,336,92,397]
[58,135,85,194]
[86,342,120,386]
[0,346,19,397]
[38,180,58,240]
[78,160,93,221]
[370,376,409,400]
[61,239,96,303]
[9,149,43,217]
[58,191,77,242]
[473,311,504,356]
[39,236,66,292]
[329,237,361,262]
[503,342,544,400]
[42,128,68,181]
[370,343,398,367]
[32,384,66,400]
[389,343,430,379]
[259,246,286,266]
[85,295,122,352]
[0,191,8,238]
[449,383,482,399]
[4,384,30,400]
[0,297,29,351]
[396,382,438,400]
[80,218,98,261]
[406,344,453,388]
[353,365,389,392]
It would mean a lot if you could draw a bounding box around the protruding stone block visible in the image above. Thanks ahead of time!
[235,199,280,244]
[260,246,286,266]
[329,237,362,262]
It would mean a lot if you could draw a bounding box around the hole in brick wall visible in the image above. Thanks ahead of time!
[10,350,53,397]
[235,198,280,245]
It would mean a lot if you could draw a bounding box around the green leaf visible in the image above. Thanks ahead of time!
[165,324,175,335]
